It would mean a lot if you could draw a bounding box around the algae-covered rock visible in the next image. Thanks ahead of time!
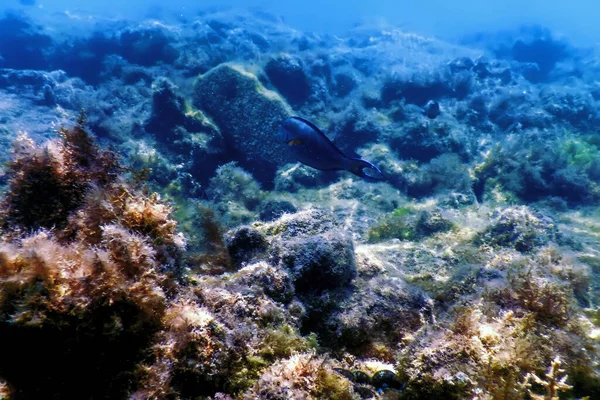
[244,353,356,399]
[261,208,337,239]
[193,64,293,181]
[263,208,356,294]
[275,230,356,294]
[264,54,312,106]
[478,206,559,252]
[206,162,263,210]
[258,198,297,221]
[258,208,357,336]
[226,226,268,267]
[328,276,432,349]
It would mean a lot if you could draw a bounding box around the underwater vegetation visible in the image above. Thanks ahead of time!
[1,6,600,400]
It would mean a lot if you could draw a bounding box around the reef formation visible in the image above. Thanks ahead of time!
[0,7,599,400]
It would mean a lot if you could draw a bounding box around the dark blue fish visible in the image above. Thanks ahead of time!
[278,116,384,181]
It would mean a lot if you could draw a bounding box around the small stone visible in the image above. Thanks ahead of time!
[371,370,402,390]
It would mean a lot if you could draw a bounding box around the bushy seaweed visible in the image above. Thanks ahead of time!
[0,118,185,398]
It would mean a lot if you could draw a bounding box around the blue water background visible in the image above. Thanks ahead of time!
[3,0,600,44]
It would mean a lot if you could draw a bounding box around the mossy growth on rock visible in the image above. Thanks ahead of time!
[258,324,318,362]
[477,206,558,253]
[367,205,454,243]
[243,353,355,399]
[193,64,293,182]
[0,112,120,232]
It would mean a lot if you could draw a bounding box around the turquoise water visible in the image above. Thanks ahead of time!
[4,0,600,43]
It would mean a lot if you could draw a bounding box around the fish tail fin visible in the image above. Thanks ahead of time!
[347,158,384,181]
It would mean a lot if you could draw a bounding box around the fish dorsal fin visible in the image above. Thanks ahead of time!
[290,116,348,158]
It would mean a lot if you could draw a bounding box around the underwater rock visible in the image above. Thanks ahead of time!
[404,153,474,198]
[0,68,60,90]
[332,72,357,97]
[381,67,471,107]
[488,88,551,130]
[458,93,490,129]
[423,100,441,119]
[334,106,388,150]
[371,370,403,390]
[144,78,225,185]
[472,57,491,78]
[145,77,188,134]
[118,27,179,67]
[416,207,454,236]
[448,57,475,73]
[388,112,475,164]
[367,205,454,243]
[439,191,477,208]
[255,208,357,333]
[275,229,356,294]
[540,87,597,130]
[327,276,432,348]
[262,208,338,240]
[0,69,76,108]
[264,54,312,105]
[206,162,263,210]
[230,261,295,303]
[0,13,52,70]
[258,198,297,221]
[478,206,559,253]
[226,226,268,267]
[193,64,292,181]
[381,73,451,107]
[274,162,327,192]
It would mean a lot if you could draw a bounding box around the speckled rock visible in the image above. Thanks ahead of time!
[275,230,356,294]
[417,208,454,236]
[229,261,295,303]
[226,226,268,267]
[478,206,559,252]
[261,208,338,240]
[193,64,293,180]
[258,199,297,222]
[257,208,357,293]
[327,276,432,348]
[264,54,312,106]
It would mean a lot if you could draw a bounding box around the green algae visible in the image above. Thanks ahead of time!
[579,255,600,273]
[314,368,355,400]
[563,138,600,169]
[367,206,417,242]
[367,206,454,243]
[259,324,318,362]
[227,325,319,394]
[226,355,270,394]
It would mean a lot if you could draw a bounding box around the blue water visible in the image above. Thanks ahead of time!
[3,0,600,44]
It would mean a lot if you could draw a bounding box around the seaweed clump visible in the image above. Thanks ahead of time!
[243,353,355,399]
[0,112,121,233]
[0,115,185,399]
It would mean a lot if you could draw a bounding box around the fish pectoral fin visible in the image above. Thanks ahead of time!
[347,158,384,181]
[287,139,302,146]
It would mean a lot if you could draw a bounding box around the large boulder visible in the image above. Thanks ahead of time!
[193,64,293,182]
